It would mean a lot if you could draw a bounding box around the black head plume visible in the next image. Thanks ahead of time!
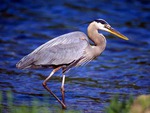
[94,19,108,24]
[80,18,108,25]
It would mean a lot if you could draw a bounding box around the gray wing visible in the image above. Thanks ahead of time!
[16,31,89,69]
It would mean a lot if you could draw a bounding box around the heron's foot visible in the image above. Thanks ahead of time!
[62,103,67,109]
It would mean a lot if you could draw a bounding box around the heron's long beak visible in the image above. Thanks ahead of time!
[105,26,129,40]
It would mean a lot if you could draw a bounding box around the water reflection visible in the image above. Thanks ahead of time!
[0,0,150,112]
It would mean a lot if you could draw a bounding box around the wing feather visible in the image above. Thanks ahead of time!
[16,31,89,69]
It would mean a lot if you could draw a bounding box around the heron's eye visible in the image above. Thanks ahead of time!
[105,24,111,29]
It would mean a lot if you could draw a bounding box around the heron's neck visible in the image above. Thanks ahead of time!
[87,22,106,52]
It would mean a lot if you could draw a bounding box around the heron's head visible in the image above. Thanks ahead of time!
[94,19,129,40]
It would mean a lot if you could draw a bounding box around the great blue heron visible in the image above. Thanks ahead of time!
[16,19,128,109]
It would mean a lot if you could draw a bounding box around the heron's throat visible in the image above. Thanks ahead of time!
[87,23,106,47]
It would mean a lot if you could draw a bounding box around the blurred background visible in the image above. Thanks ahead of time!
[0,0,150,113]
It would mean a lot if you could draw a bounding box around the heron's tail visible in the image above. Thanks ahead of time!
[16,55,34,69]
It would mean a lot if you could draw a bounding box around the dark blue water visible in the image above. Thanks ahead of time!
[0,0,150,113]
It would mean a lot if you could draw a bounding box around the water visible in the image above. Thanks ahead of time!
[0,0,150,113]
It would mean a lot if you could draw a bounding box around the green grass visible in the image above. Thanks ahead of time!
[0,91,82,113]
[1,91,149,113]
[105,95,134,113]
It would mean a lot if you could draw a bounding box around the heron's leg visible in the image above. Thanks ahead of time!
[61,74,66,104]
[42,67,66,109]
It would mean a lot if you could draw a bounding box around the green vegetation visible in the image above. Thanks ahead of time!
[0,91,81,113]
[105,95,134,113]
[105,95,150,113]
[1,91,149,113]
[129,95,150,113]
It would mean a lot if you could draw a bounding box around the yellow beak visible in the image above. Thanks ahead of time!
[106,26,129,40]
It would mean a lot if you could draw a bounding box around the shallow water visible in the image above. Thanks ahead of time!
[0,0,150,113]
